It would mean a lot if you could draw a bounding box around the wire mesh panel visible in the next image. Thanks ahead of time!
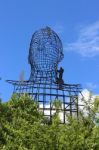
[7,80,83,123]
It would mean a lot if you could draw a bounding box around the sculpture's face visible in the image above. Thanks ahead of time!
[29,27,63,72]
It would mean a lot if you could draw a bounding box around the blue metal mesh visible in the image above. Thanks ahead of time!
[28,27,64,82]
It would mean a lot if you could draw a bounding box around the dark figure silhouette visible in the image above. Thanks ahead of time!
[57,67,64,80]
[56,67,64,89]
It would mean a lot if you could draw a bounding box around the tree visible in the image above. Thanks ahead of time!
[0,94,99,149]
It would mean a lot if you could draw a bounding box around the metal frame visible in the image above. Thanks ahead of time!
[6,80,83,123]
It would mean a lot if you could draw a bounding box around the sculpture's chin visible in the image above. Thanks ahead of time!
[30,64,57,72]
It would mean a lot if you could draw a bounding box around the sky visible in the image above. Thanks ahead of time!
[0,0,99,101]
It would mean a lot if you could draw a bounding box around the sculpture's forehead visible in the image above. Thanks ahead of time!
[31,28,61,45]
[32,32,56,42]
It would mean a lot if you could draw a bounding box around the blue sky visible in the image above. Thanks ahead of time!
[0,0,99,101]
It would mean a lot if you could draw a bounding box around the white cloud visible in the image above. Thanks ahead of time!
[79,89,95,105]
[65,21,99,57]
[78,89,99,114]
[39,89,99,122]
[78,89,95,116]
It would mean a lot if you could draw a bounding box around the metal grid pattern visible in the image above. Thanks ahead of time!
[7,80,83,123]
[28,27,64,82]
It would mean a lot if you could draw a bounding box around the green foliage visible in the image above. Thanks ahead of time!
[52,99,62,114]
[0,94,99,149]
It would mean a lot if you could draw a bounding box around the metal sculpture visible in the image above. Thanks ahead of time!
[28,27,64,82]
[7,27,83,123]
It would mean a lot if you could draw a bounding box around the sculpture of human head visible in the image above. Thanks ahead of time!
[28,27,64,80]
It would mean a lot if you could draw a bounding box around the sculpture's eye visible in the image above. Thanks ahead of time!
[32,40,38,45]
